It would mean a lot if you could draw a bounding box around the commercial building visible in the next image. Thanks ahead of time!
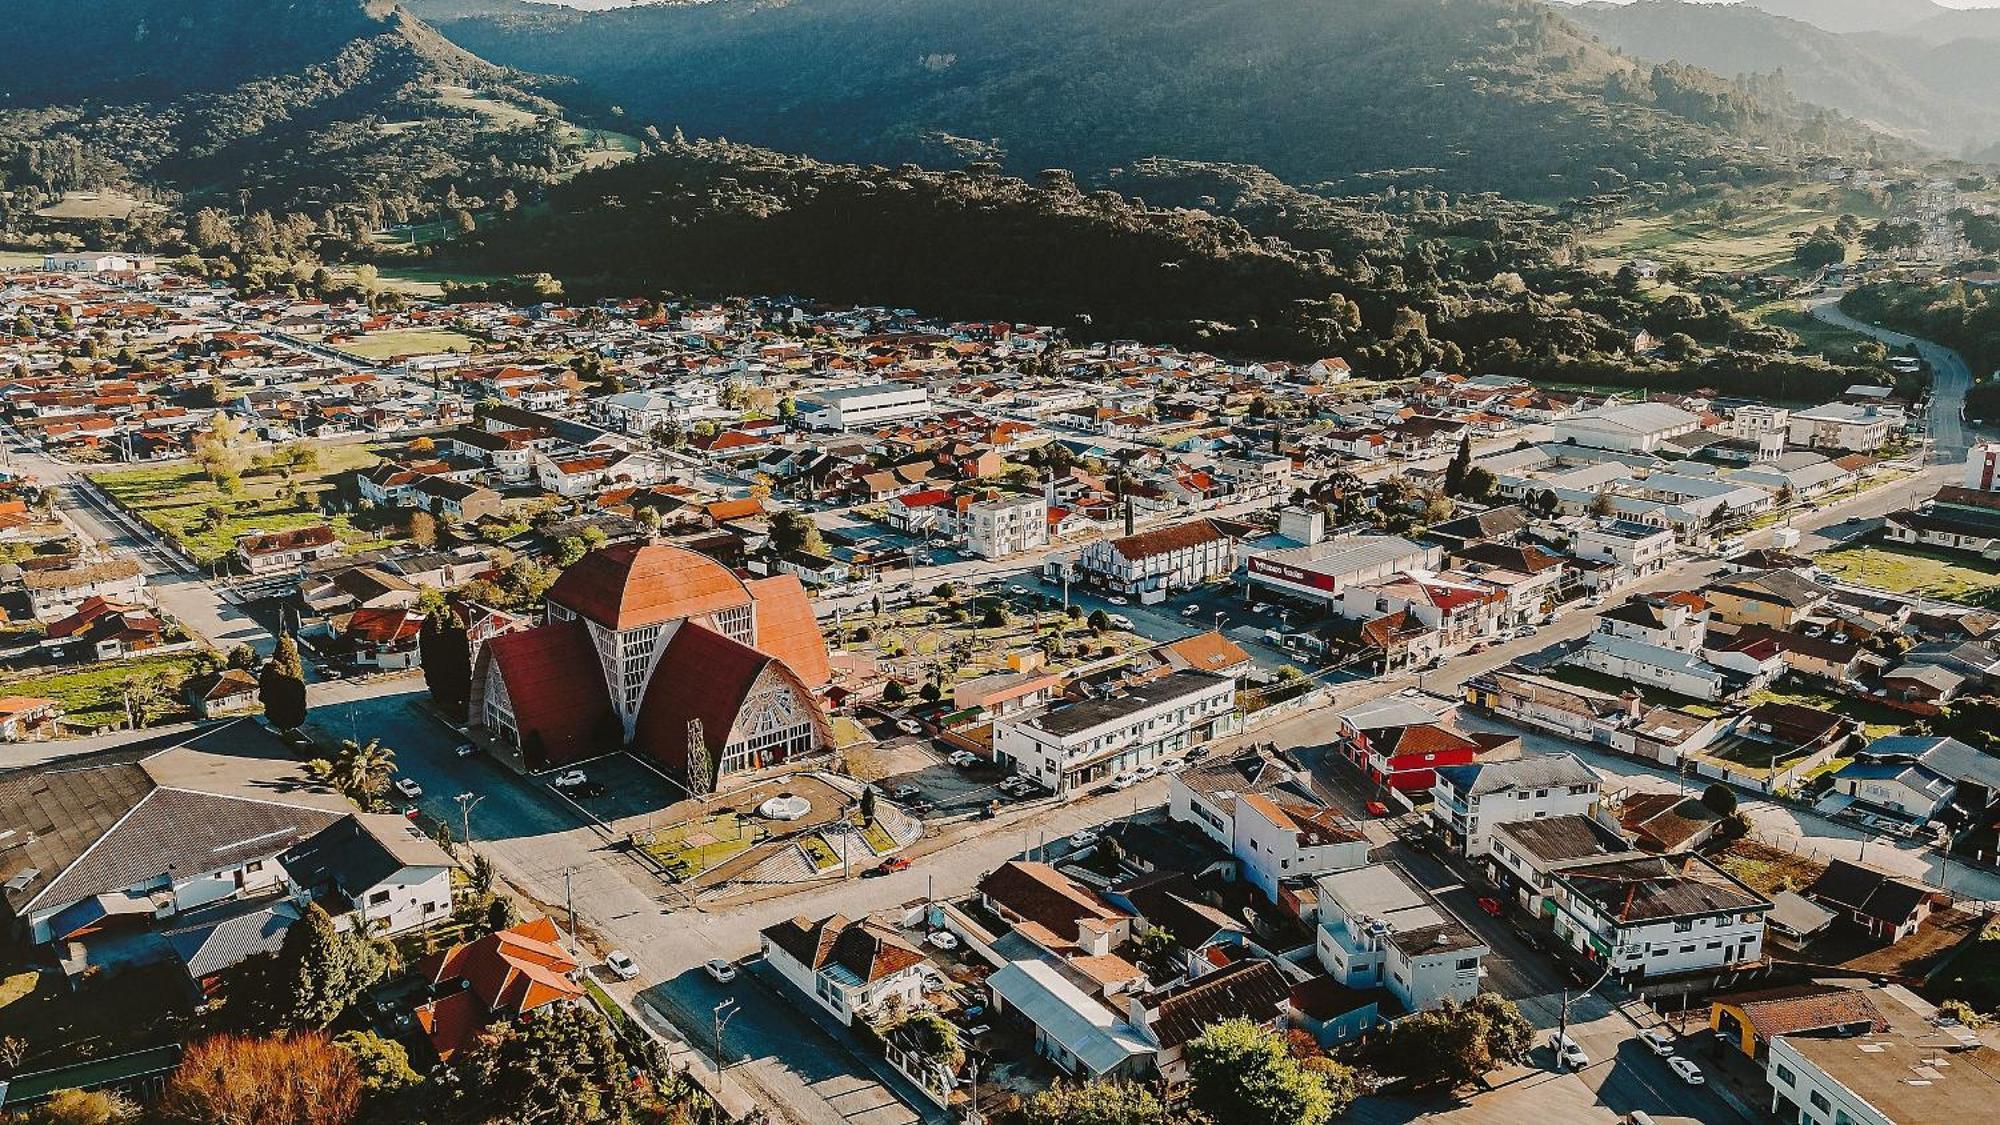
[1067,517,1239,599]
[1768,1012,2000,1125]
[1788,401,1897,453]
[1546,853,1769,979]
[994,670,1238,794]
[1967,442,2000,491]
[760,913,930,1028]
[1552,402,1702,454]
[1430,752,1603,857]
[966,493,1049,560]
[1245,535,1441,608]
[795,383,931,431]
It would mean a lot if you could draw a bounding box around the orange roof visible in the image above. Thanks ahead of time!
[546,542,751,631]
[415,916,581,1061]
[1162,630,1250,673]
[482,620,616,770]
[745,574,832,688]
[632,623,827,785]
[705,497,766,523]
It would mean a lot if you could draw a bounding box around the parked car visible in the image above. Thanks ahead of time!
[1109,772,1138,790]
[895,719,922,735]
[1181,604,1202,617]
[1108,614,1133,629]
[705,958,737,984]
[1159,758,1187,774]
[1131,764,1161,782]
[605,951,639,980]
[1008,585,1027,596]
[866,857,912,877]
[927,931,961,951]
[1476,896,1505,918]
[1555,1034,1589,1070]
[1108,595,1130,606]
[947,750,981,768]
[1069,828,1100,849]
[887,783,923,801]
[1252,602,1272,614]
[1364,800,1390,817]
[454,742,480,757]
[1641,1029,1675,1056]
[1668,1056,1704,1085]
[552,770,589,789]
[393,777,423,800]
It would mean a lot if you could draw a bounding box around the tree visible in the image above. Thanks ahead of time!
[155,1033,362,1125]
[307,739,398,810]
[1375,994,1532,1089]
[406,510,437,549]
[860,788,878,822]
[333,1030,420,1095]
[1701,782,1739,817]
[1018,1081,1176,1125]
[277,903,391,1029]
[770,509,826,557]
[16,1088,138,1125]
[260,635,307,730]
[552,536,588,568]
[1087,609,1111,633]
[1444,433,1473,497]
[445,1004,651,1125]
[889,1011,964,1074]
[1185,1018,1344,1125]
[418,610,471,721]
[882,680,907,704]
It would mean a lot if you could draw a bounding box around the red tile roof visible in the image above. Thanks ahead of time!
[415,916,581,1061]
[631,623,826,786]
[760,914,927,984]
[483,619,615,770]
[745,574,832,688]
[547,542,751,631]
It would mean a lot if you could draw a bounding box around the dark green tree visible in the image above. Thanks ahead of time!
[1186,1018,1344,1125]
[1018,1080,1179,1125]
[418,609,472,721]
[259,634,308,731]
[278,904,391,1030]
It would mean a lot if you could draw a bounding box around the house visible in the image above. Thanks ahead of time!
[21,559,146,621]
[279,813,455,936]
[760,913,930,1028]
[1704,570,1830,630]
[1313,864,1486,1014]
[1552,402,1701,454]
[1596,592,1709,654]
[1126,958,1292,1086]
[1429,752,1603,857]
[1168,746,1317,850]
[1335,696,1482,794]
[335,606,425,670]
[985,958,1155,1080]
[1564,634,1732,702]
[993,671,1238,795]
[0,696,62,741]
[411,476,504,523]
[41,596,168,661]
[1230,793,1367,903]
[1545,853,1769,980]
[1830,736,2000,828]
[952,671,1063,722]
[1787,401,1896,453]
[1802,859,1936,944]
[183,669,260,718]
[1615,792,1723,853]
[1156,631,1253,679]
[977,861,1133,959]
[1067,518,1239,599]
[1486,814,1641,915]
[234,525,341,577]
[413,916,583,1062]
[1707,982,1888,1059]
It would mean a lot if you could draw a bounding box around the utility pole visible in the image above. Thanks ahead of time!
[454,791,484,846]
[713,998,738,1091]
[564,871,575,952]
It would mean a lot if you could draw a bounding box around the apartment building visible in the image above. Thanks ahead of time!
[1313,864,1487,1014]
[1547,853,1769,979]
[966,494,1050,560]
[994,671,1238,794]
[1430,752,1602,857]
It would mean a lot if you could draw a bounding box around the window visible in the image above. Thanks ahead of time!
[1674,919,1694,933]
[1680,944,1696,954]
[1808,1091,1831,1113]
[1455,958,1478,971]
[368,890,392,906]
[1775,1064,1795,1087]
[245,860,263,874]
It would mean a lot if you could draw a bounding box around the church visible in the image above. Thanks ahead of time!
[470,542,833,789]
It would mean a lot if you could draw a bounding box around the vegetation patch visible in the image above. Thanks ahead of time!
[1713,838,1826,896]
[334,327,482,360]
[1814,543,2000,610]
[0,652,207,731]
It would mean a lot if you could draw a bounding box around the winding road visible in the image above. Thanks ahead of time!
[1808,292,1976,461]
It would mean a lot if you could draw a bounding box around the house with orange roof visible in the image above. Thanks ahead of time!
[759,913,930,1027]
[978,861,1133,959]
[0,696,62,742]
[413,916,583,1062]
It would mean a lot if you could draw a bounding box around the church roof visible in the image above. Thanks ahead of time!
[745,574,832,687]
[546,542,751,631]
[632,623,825,784]
[484,619,615,770]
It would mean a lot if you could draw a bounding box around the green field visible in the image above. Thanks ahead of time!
[365,265,506,298]
[0,652,207,731]
[336,327,483,360]
[90,443,392,565]
[1746,682,1907,739]
[32,191,162,221]
[0,249,47,268]
[1583,185,1887,275]
[1814,542,2000,609]
[1745,299,1877,365]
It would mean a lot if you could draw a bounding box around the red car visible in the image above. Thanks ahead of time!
[1365,801,1390,817]
[1476,896,1505,917]
[869,857,912,877]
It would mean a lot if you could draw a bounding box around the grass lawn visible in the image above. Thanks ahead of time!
[1747,682,1909,739]
[0,652,206,731]
[583,977,638,1039]
[860,818,896,854]
[32,192,162,221]
[0,249,48,268]
[365,264,506,298]
[1546,663,1722,716]
[1814,542,2000,609]
[0,964,194,1072]
[638,812,762,878]
[1746,298,1878,366]
[799,835,840,872]
[89,445,391,565]
[335,327,482,360]
[1582,184,1886,275]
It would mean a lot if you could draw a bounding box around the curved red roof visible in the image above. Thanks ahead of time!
[483,619,615,770]
[631,624,826,786]
[746,574,832,688]
[546,542,751,631]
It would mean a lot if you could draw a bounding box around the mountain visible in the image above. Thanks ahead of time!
[411,0,1867,200]
[0,0,625,224]
[1567,0,2000,156]
[1739,0,1945,36]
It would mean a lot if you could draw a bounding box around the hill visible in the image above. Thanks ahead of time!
[1740,0,1944,36]
[411,0,1873,200]
[1567,0,2000,157]
[0,0,621,229]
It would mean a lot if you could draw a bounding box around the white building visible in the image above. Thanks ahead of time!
[1564,635,1731,702]
[994,670,1238,795]
[1730,404,1791,440]
[1552,403,1702,454]
[1066,517,1238,599]
[966,494,1049,560]
[1430,752,1602,857]
[1313,864,1487,1014]
[1570,518,1677,579]
[1546,853,1769,980]
[1788,402,1896,453]
[759,913,929,1028]
[1767,1006,1999,1125]
[1245,535,1441,608]
[1966,442,2000,491]
[1231,792,1368,903]
[795,383,931,431]
[280,813,456,937]
[42,252,140,273]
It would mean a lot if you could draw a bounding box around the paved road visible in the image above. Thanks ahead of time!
[1808,293,1976,460]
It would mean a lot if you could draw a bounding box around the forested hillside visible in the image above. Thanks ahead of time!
[412,0,1878,200]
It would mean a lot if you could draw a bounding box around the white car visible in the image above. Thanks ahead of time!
[1108,595,1130,606]
[1668,1056,1704,1085]
[393,777,423,800]
[926,931,961,951]
[1181,604,1201,617]
[1131,764,1161,782]
[896,719,922,735]
[1253,602,1272,614]
[1008,585,1027,595]
[605,951,639,980]
[704,958,737,984]
[1108,614,1133,630]
[947,750,981,768]
[552,770,588,789]
[1159,758,1187,774]
[1640,1029,1674,1056]
[1109,772,1138,790]
[1069,828,1100,848]
[454,742,480,757]
[1554,1034,1589,1070]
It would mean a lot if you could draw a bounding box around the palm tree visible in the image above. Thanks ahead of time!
[309,738,398,809]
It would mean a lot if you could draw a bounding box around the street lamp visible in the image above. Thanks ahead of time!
[712,998,739,1091]
[454,791,484,846]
